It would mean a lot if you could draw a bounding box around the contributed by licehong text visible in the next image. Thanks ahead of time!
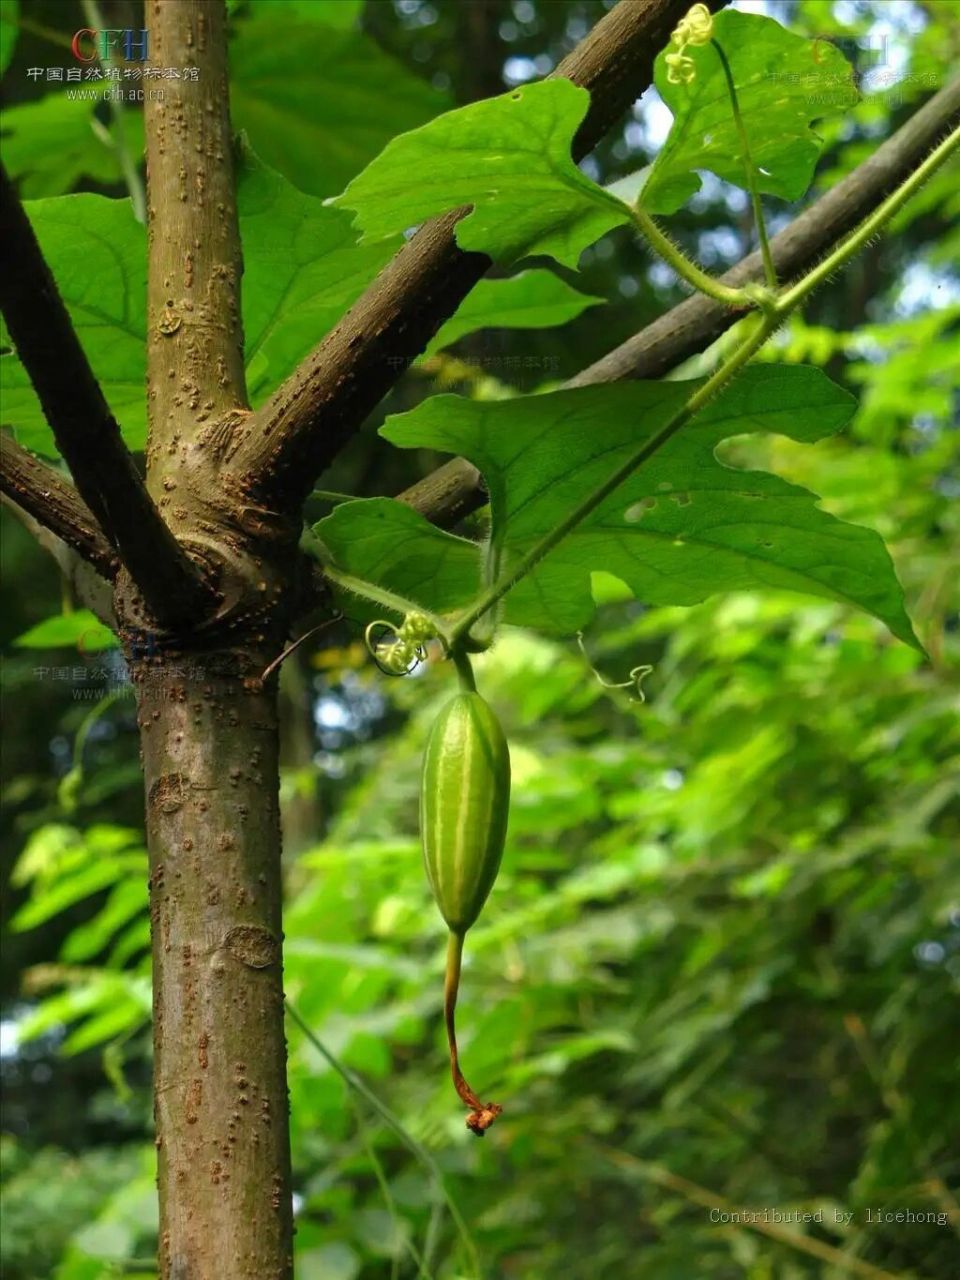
[708,1206,950,1228]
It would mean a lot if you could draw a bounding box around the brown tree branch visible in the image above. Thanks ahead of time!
[399,77,960,523]
[0,433,119,578]
[0,163,213,625]
[233,0,722,516]
[397,457,486,527]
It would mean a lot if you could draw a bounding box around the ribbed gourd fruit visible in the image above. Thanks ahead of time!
[421,692,510,933]
[420,690,510,1134]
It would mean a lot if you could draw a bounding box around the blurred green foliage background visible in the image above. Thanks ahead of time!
[2,1,959,1277]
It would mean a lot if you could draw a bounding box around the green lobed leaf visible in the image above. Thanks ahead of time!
[640,9,858,214]
[427,270,604,355]
[316,499,482,623]
[230,18,448,198]
[330,78,630,268]
[236,148,402,402]
[313,366,919,649]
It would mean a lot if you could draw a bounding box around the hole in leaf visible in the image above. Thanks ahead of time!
[624,497,657,523]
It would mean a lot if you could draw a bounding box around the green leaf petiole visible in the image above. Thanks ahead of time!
[711,38,778,290]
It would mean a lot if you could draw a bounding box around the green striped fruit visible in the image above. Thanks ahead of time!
[420,692,511,935]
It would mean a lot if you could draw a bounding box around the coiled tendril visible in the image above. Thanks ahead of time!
[364,611,442,676]
[577,632,654,703]
[665,2,714,85]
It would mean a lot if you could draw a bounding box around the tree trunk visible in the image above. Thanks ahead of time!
[134,3,296,1274]
[136,647,293,1279]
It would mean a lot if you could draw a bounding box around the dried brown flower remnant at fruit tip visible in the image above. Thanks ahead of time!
[452,1052,503,1137]
[466,1101,503,1137]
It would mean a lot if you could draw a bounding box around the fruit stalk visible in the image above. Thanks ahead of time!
[444,930,502,1136]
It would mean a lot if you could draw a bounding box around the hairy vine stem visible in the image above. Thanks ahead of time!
[629,204,759,308]
[453,650,478,692]
[773,122,960,314]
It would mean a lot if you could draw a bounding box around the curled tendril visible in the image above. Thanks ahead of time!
[665,52,697,85]
[672,2,713,46]
[666,2,714,84]
[364,611,442,677]
[577,632,654,703]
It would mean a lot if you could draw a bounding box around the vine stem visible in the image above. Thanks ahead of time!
[774,122,960,315]
[310,488,359,505]
[450,311,774,645]
[712,39,777,289]
[630,203,756,308]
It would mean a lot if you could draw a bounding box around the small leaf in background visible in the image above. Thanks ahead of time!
[640,9,858,214]
[229,18,448,198]
[11,849,146,932]
[0,95,145,199]
[13,609,118,652]
[0,195,147,457]
[9,822,82,886]
[330,78,630,268]
[3,152,397,454]
[427,270,604,355]
[237,148,401,404]
[0,0,18,75]
[297,1242,362,1280]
